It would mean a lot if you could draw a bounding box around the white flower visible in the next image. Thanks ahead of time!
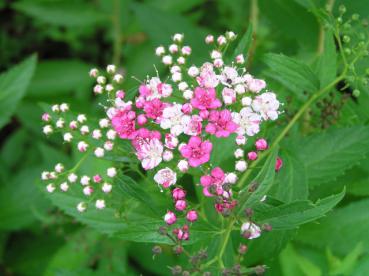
[60,182,69,192]
[136,139,163,170]
[252,92,280,121]
[94,147,104,157]
[219,66,241,87]
[235,84,246,94]
[232,107,261,136]
[46,183,55,193]
[95,199,105,209]
[105,84,114,92]
[77,114,86,123]
[43,125,53,135]
[68,173,78,183]
[99,118,110,128]
[235,160,247,172]
[241,222,261,239]
[77,202,87,212]
[54,163,64,173]
[160,104,187,136]
[102,183,112,193]
[107,167,117,178]
[154,168,177,188]
[80,175,90,186]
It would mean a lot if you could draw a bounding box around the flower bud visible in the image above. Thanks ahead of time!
[92,129,102,139]
[63,132,73,142]
[235,135,246,145]
[95,199,105,209]
[56,118,64,128]
[188,66,199,77]
[68,173,78,183]
[163,150,174,161]
[99,118,109,128]
[77,114,86,123]
[60,103,69,112]
[69,120,78,129]
[46,183,55,193]
[172,188,186,200]
[137,114,147,125]
[234,148,244,159]
[205,34,214,44]
[275,157,283,172]
[236,54,245,64]
[83,186,93,196]
[104,141,114,151]
[155,46,165,56]
[164,211,177,225]
[217,35,227,45]
[255,138,268,150]
[169,44,178,54]
[107,167,117,177]
[43,125,53,135]
[173,33,184,42]
[238,244,248,254]
[80,175,90,185]
[89,68,98,78]
[162,55,173,65]
[181,46,191,56]
[248,151,258,160]
[102,182,112,193]
[77,202,87,212]
[225,172,237,184]
[152,245,162,255]
[94,147,105,157]
[241,222,261,239]
[175,200,187,211]
[54,163,64,173]
[235,160,247,172]
[177,160,189,172]
[77,141,88,152]
[42,113,51,122]
[186,210,198,222]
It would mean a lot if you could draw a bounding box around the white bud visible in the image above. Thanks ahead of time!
[155,46,165,56]
[77,114,86,123]
[102,183,112,193]
[183,90,193,100]
[177,56,185,64]
[163,150,173,161]
[107,167,117,178]
[225,172,238,184]
[106,64,116,74]
[173,33,184,42]
[97,76,106,84]
[46,183,55,193]
[54,163,64,173]
[60,182,69,192]
[78,141,88,152]
[95,199,105,209]
[56,118,64,128]
[214,58,224,68]
[105,84,114,92]
[234,148,244,159]
[170,65,181,74]
[83,186,93,196]
[80,125,89,135]
[92,129,102,140]
[77,202,87,212]
[69,120,78,129]
[236,135,246,145]
[94,147,105,158]
[51,105,60,112]
[113,74,123,83]
[162,55,173,65]
[80,175,90,186]
[226,31,236,40]
[99,118,109,128]
[188,66,199,77]
[236,54,245,64]
[235,84,246,94]
[177,160,189,172]
[63,132,73,142]
[106,129,116,140]
[68,173,78,183]
[169,44,178,54]
[205,34,214,44]
[60,103,69,112]
[49,172,57,179]
[217,35,227,45]
[89,68,98,78]
[172,72,182,82]
[41,171,49,180]
[43,125,53,135]
[178,82,188,91]
[211,50,222,59]
[241,96,252,106]
[104,141,114,151]
[235,160,247,172]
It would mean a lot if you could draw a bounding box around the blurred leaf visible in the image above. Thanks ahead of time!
[148,0,202,13]
[27,60,93,98]
[0,128,28,169]
[315,30,337,88]
[256,188,345,230]
[297,198,369,255]
[327,243,363,276]
[12,1,107,27]
[0,54,37,129]
[279,243,322,276]
[229,24,253,61]
[264,53,319,99]
[296,126,369,187]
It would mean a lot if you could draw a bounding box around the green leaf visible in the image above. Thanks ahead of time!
[264,53,320,99]
[315,30,337,88]
[327,243,363,276]
[12,1,107,27]
[297,198,369,255]
[274,150,308,202]
[256,188,345,230]
[0,54,37,129]
[27,60,93,98]
[209,134,237,170]
[295,126,369,187]
[229,24,253,61]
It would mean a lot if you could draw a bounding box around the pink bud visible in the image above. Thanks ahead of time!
[205,35,214,44]
[255,139,268,150]
[248,151,258,160]
[199,110,209,119]
[116,90,125,99]
[186,210,198,222]
[42,113,50,122]
[172,188,186,200]
[164,211,177,225]
[181,46,192,56]
[135,96,145,109]
[137,114,147,125]
[181,103,192,114]
[175,200,187,211]
[275,157,283,172]
[177,229,189,240]
[127,111,136,120]
[139,84,151,97]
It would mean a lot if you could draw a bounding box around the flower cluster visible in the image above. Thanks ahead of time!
[41,32,282,253]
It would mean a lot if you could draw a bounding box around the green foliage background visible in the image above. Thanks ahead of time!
[1,0,369,275]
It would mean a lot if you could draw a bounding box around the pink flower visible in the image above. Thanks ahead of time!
[143,99,167,121]
[111,107,136,139]
[180,136,212,167]
[172,188,186,200]
[200,167,225,197]
[247,78,266,93]
[164,211,177,225]
[275,157,283,172]
[205,110,238,138]
[183,115,203,136]
[191,87,221,110]
[177,229,189,240]
[196,62,219,88]
[186,210,198,222]
[154,167,177,188]
[222,87,236,105]
[255,138,268,150]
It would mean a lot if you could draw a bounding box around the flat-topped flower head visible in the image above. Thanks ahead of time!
[180,136,212,167]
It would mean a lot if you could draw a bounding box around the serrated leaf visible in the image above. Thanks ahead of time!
[297,198,369,255]
[295,126,369,187]
[264,53,319,99]
[0,54,37,129]
[256,188,345,230]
